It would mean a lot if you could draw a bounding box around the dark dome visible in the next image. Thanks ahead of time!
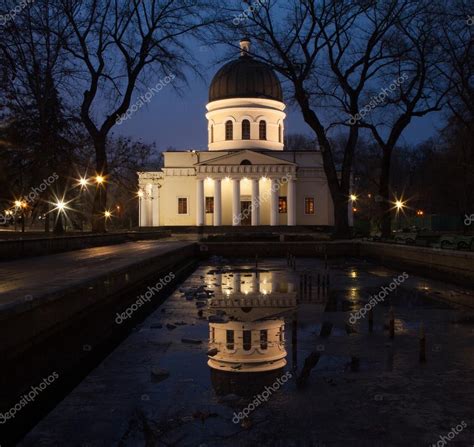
[209,55,283,102]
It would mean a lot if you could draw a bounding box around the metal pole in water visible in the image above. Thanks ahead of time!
[419,322,426,363]
[389,306,395,339]
[292,312,298,371]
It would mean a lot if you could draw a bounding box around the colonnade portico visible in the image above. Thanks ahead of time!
[195,174,296,227]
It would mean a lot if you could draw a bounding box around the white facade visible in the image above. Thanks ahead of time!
[138,39,350,228]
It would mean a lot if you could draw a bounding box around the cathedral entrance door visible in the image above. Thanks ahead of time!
[240,201,252,226]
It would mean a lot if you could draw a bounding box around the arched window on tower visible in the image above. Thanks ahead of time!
[278,124,282,143]
[259,120,267,140]
[225,120,233,140]
[242,120,250,140]
[210,124,214,143]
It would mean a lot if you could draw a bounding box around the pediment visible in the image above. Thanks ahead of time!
[196,150,295,166]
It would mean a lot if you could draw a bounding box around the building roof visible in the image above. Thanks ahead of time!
[209,42,283,103]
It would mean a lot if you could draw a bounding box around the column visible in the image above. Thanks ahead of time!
[270,178,279,226]
[287,179,296,226]
[214,179,222,226]
[140,184,151,227]
[152,184,160,227]
[196,179,204,226]
[232,178,241,226]
[251,178,260,226]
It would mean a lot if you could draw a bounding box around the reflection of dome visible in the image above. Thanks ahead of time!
[210,368,285,397]
[209,53,283,103]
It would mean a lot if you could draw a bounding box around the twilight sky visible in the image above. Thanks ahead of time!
[113,43,443,152]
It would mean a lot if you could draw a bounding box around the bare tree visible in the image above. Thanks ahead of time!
[357,1,448,237]
[58,0,212,231]
[0,0,78,233]
[212,0,418,238]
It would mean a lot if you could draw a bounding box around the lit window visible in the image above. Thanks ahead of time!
[226,330,234,349]
[304,197,315,214]
[243,330,252,351]
[242,119,250,140]
[178,197,188,214]
[210,327,215,343]
[205,197,214,214]
[260,330,268,350]
[225,120,233,140]
[259,120,267,140]
[279,196,287,213]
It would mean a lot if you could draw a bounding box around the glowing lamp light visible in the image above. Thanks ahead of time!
[104,210,112,219]
[350,194,358,202]
[416,210,424,216]
[54,200,66,213]
[137,190,144,198]
[395,200,405,211]
[95,175,105,185]
[353,207,358,213]
[14,200,22,207]
[79,177,89,188]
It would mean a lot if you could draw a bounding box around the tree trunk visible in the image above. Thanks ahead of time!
[379,146,392,238]
[294,87,352,239]
[91,135,108,233]
[54,213,64,234]
[333,192,351,239]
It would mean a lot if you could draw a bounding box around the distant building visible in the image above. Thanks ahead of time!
[138,38,351,227]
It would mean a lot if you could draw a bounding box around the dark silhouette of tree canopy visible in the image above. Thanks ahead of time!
[211,0,427,237]
[57,0,212,231]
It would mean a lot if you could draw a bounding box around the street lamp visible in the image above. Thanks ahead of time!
[95,175,105,185]
[78,177,89,189]
[350,194,358,202]
[393,197,407,231]
[395,200,405,211]
[54,200,66,213]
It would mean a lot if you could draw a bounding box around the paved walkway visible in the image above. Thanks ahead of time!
[0,240,194,311]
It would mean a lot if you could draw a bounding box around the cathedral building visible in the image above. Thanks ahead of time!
[138,38,347,227]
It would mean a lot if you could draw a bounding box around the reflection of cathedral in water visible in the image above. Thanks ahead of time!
[206,270,296,373]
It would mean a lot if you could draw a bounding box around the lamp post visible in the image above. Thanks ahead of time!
[77,177,90,231]
[394,198,406,231]
[14,200,27,233]
[137,190,144,227]
[104,210,112,231]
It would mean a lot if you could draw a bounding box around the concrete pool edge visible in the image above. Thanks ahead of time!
[199,240,474,288]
